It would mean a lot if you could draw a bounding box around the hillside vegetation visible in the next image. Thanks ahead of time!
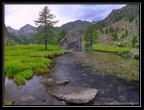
[81,4,140,60]
[94,4,139,29]
[97,16,139,46]
[3,24,17,46]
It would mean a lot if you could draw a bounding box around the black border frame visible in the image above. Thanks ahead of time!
[2,2,141,108]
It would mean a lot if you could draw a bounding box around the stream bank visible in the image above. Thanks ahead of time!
[4,51,139,106]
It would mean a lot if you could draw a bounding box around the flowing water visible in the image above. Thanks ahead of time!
[4,51,140,106]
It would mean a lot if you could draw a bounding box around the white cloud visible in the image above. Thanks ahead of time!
[4,4,126,29]
[5,5,45,29]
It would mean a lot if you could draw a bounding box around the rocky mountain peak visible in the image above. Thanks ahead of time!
[6,24,37,40]
[6,26,18,33]
[19,24,36,32]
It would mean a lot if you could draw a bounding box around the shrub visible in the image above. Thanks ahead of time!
[112,31,119,41]
[134,53,139,59]
[118,50,130,57]
[105,28,108,34]
[120,33,126,39]
[109,26,114,33]
[131,35,138,47]
[117,42,127,47]
[125,29,128,37]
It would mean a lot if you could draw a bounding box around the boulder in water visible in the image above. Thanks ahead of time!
[56,80,70,85]
[49,86,98,105]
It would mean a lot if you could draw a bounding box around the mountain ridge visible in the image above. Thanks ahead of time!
[5,4,139,45]
[93,4,139,29]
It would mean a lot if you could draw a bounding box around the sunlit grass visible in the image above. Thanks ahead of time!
[19,70,33,79]
[4,45,71,85]
[92,44,133,53]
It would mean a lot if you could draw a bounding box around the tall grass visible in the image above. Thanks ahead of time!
[4,45,71,85]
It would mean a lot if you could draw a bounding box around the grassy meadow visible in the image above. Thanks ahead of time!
[4,45,71,85]
[92,44,133,53]
[92,44,139,59]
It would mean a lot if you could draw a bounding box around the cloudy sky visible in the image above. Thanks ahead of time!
[4,4,126,30]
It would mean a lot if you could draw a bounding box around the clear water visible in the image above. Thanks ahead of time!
[4,51,140,106]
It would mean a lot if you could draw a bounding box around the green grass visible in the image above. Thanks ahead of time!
[19,70,33,79]
[4,100,12,105]
[14,74,26,85]
[92,44,133,53]
[92,44,139,60]
[134,53,139,59]
[4,45,71,85]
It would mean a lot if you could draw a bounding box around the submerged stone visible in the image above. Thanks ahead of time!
[41,78,55,86]
[56,80,70,85]
[48,86,98,105]
[42,78,70,86]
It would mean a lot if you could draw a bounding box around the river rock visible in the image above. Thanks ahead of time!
[48,86,98,105]
[41,78,55,86]
[56,80,70,85]
[41,78,71,86]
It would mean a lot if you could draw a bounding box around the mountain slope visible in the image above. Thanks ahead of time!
[6,24,37,44]
[7,24,37,38]
[19,24,36,32]
[6,4,139,45]
[94,4,139,29]
[3,24,17,46]
[59,20,98,32]
[97,16,139,45]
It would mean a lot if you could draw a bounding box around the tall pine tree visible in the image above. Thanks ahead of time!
[34,6,58,50]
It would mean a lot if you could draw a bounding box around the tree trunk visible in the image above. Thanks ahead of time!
[45,40,47,50]
[90,33,92,50]
[44,12,47,50]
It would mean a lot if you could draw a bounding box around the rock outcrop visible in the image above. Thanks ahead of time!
[49,86,98,105]
[60,29,82,51]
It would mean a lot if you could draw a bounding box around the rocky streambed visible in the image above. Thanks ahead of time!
[4,51,139,106]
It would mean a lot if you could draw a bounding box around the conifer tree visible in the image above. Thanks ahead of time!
[34,6,58,50]
[83,25,98,50]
